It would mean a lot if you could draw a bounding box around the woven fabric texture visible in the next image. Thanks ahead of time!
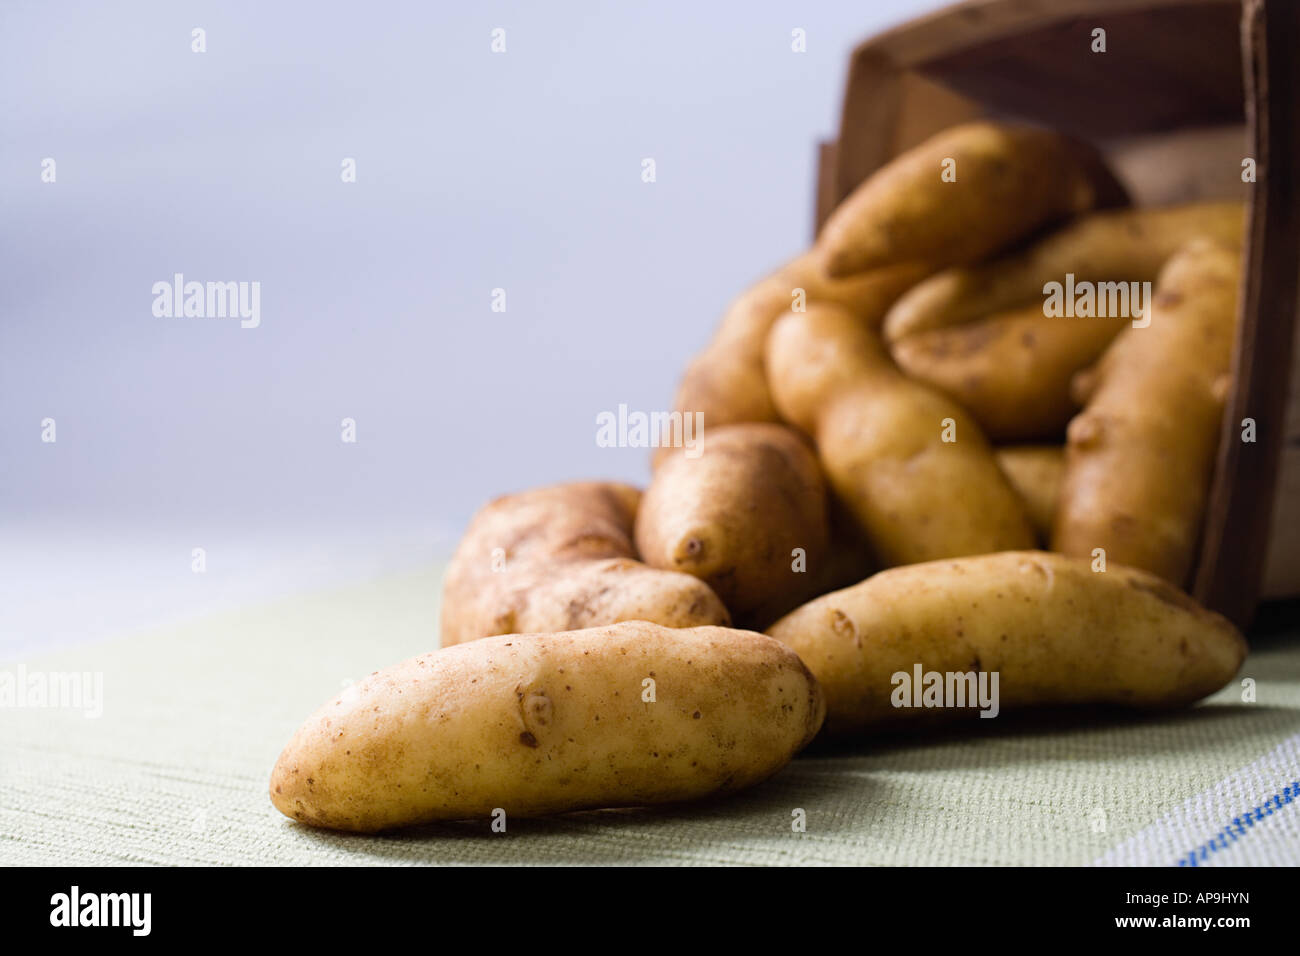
[3,566,1298,866]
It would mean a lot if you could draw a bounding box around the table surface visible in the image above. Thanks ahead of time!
[3,565,1298,866]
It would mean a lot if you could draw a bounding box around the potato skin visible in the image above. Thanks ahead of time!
[995,445,1064,543]
[883,201,1244,342]
[892,304,1127,441]
[662,253,925,462]
[1053,239,1241,585]
[766,551,1247,735]
[636,423,829,626]
[440,482,729,646]
[766,304,1035,567]
[269,623,826,830]
[744,493,877,631]
[817,122,1124,278]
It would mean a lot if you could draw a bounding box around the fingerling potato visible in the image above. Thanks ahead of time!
[440,481,729,646]
[818,121,1124,277]
[271,622,826,830]
[1053,239,1242,585]
[636,423,829,627]
[767,551,1246,734]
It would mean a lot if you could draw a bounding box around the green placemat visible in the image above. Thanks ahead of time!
[3,566,1298,866]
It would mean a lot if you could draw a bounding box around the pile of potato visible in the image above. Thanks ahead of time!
[271,122,1249,832]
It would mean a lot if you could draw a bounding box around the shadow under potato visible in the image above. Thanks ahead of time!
[281,763,881,863]
[801,700,1288,759]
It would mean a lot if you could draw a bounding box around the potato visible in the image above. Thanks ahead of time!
[1053,240,1242,585]
[766,551,1247,735]
[816,493,878,590]
[661,252,925,464]
[743,495,877,631]
[270,622,826,830]
[766,304,1035,567]
[883,201,1244,342]
[636,423,829,627]
[671,274,791,431]
[891,303,1127,441]
[440,482,729,646]
[995,445,1064,543]
[817,121,1124,278]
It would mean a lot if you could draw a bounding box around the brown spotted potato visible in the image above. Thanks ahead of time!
[439,481,729,647]
[767,551,1246,735]
[270,622,825,830]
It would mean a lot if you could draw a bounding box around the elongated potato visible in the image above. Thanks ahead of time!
[662,253,926,463]
[995,445,1064,543]
[440,482,729,646]
[766,551,1247,735]
[1053,239,1242,585]
[636,423,829,626]
[892,304,1127,441]
[766,304,1035,567]
[884,201,1244,342]
[818,121,1124,278]
[270,623,826,830]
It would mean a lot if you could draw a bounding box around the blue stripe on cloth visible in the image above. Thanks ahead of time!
[1093,732,1300,867]
[1178,781,1300,867]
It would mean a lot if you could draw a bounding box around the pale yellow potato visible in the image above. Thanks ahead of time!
[1053,239,1242,586]
[766,551,1247,735]
[817,121,1124,278]
[995,445,1064,543]
[270,622,826,830]
[440,482,729,646]
[891,304,1127,441]
[766,304,1035,567]
[636,423,829,627]
[660,252,926,467]
[883,201,1244,342]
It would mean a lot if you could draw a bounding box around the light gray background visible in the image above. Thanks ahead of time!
[1,1,941,654]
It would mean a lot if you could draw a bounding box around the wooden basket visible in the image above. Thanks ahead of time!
[813,0,1300,627]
